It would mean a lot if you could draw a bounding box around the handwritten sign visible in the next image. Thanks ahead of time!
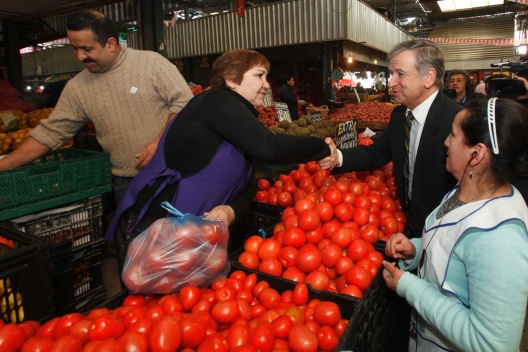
[335,119,358,149]
[307,111,322,123]
[274,102,291,122]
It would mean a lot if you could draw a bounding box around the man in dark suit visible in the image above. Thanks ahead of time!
[325,40,463,238]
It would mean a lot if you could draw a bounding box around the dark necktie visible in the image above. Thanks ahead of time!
[404,110,414,211]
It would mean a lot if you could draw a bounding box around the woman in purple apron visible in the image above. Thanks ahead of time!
[383,98,528,352]
[107,49,333,272]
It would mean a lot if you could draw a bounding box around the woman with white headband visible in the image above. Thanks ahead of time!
[383,97,528,352]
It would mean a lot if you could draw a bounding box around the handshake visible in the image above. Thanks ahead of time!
[317,137,340,171]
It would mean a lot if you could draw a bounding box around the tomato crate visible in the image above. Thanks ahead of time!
[9,195,104,251]
[0,224,55,324]
[255,160,298,179]
[229,201,282,253]
[0,148,112,221]
[228,263,361,321]
[336,261,411,352]
[75,285,107,315]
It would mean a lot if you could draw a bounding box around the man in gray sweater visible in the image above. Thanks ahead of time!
[0,9,193,204]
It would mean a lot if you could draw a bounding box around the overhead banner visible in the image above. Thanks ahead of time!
[236,0,245,17]
[426,37,528,46]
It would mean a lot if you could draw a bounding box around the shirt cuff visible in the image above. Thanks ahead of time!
[337,149,343,167]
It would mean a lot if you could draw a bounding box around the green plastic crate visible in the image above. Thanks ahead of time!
[0,148,112,221]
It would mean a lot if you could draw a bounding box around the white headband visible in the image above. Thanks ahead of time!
[487,97,499,154]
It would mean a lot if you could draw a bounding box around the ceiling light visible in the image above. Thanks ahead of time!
[348,55,353,64]
[438,0,503,12]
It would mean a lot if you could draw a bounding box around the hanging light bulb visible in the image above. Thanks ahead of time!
[347,55,353,64]
[374,59,378,64]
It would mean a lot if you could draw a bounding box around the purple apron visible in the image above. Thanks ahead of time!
[106,118,252,242]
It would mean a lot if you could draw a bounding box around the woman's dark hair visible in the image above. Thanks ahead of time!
[67,10,119,47]
[210,49,270,90]
[461,98,528,184]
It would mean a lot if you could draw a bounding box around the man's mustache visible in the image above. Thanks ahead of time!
[83,58,95,64]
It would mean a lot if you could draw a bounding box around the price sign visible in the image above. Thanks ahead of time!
[274,102,291,122]
[335,119,358,149]
[307,111,322,123]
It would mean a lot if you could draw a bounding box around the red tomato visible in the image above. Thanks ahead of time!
[215,286,235,301]
[295,244,322,273]
[320,242,342,268]
[381,197,397,213]
[277,192,293,208]
[304,161,320,174]
[312,301,341,327]
[288,325,318,352]
[278,246,299,268]
[211,299,239,324]
[118,331,148,352]
[305,227,324,244]
[297,209,321,232]
[360,224,380,244]
[330,227,353,249]
[258,258,283,276]
[257,178,271,191]
[322,220,341,239]
[49,335,83,352]
[238,251,260,270]
[257,238,281,260]
[35,317,60,339]
[18,321,39,339]
[254,190,269,203]
[317,325,340,352]
[340,284,364,298]
[148,315,182,352]
[20,336,54,352]
[332,202,352,222]
[323,188,343,207]
[355,258,378,278]
[0,323,27,352]
[123,295,147,307]
[227,324,249,349]
[380,216,399,236]
[243,273,258,292]
[345,266,372,291]
[92,339,124,352]
[333,319,348,339]
[248,321,275,352]
[180,317,207,349]
[271,315,292,340]
[348,238,371,262]
[282,267,306,282]
[259,287,281,309]
[88,314,125,341]
[334,256,354,276]
[292,282,309,306]
[348,181,365,196]
[304,270,330,291]
[367,250,384,267]
[314,201,334,222]
[69,319,93,344]
[252,281,270,298]
[352,208,370,227]
[282,227,306,248]
[125,317,152,335]
[196,333,228,352]
[159,295,182,314]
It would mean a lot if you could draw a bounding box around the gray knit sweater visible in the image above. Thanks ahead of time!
[31,47,193,177]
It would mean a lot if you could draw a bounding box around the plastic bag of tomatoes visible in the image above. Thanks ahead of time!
[122,202,230,294]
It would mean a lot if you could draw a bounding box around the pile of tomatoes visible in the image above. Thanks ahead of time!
[245,162,406,296]
[3,270,349,352]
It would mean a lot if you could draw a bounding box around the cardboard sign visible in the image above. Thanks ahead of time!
[274,102,291,122]
[335,119,358,149]
[307,111,322,123]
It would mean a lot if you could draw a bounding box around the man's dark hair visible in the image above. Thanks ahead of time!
[67,9,119,47]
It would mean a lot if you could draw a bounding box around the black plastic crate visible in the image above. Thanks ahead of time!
[53,270,74,316]
[50,240,73,276]
[229,201,282,253]
[336,262,411,352]
[72,239,105,301]
[0,225,55,323]
[9,195,104,251]
[74,286,107,315]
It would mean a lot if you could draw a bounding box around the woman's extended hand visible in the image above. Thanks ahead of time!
[385,232,416,260]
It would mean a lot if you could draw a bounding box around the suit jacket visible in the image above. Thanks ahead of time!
[337,92,462,237]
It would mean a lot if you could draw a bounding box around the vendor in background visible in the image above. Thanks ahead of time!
[383,97,528,352]
[446,70,475,105]
[0,9,193,205]
[279,74,306,121]
[106,49,335,271]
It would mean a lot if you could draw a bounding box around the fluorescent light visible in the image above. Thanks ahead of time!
[438,0,502,12]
